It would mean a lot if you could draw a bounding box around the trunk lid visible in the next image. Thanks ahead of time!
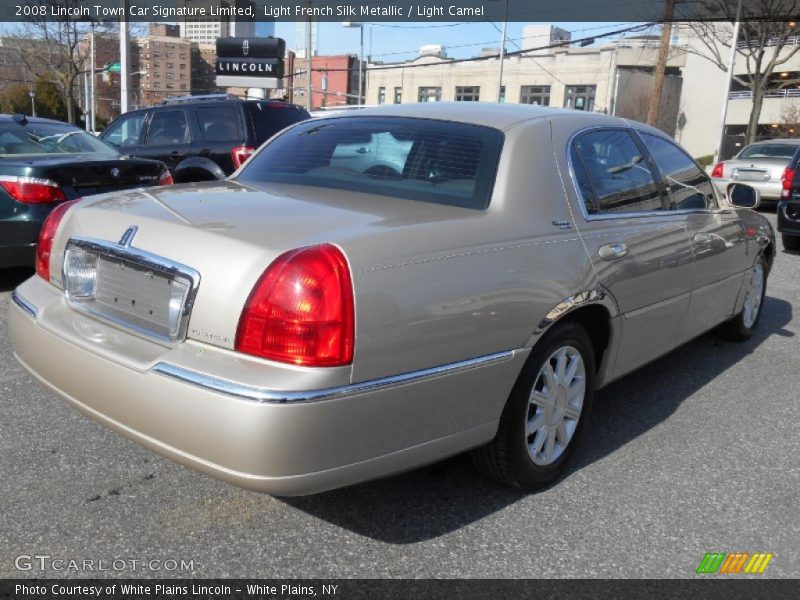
[54,180,479,351]
[0,155,165,199]
[722,157,790,183]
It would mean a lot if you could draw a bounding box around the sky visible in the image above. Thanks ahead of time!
[0,20,652,62]
[273,21,651,62]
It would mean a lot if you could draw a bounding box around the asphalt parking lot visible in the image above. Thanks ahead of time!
[1,210,798,579]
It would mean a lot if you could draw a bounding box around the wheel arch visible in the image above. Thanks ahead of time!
[524,290,619,387]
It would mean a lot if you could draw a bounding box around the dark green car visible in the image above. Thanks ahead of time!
[0,114,171,269]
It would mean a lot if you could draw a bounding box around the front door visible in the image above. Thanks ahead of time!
[138,108,192,171]
[636,131,749,336]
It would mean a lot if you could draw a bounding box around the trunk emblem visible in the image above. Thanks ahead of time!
[118,226,138,248]
[111,168,120,178]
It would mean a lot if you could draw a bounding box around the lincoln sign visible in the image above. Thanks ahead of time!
[215,37,285,89]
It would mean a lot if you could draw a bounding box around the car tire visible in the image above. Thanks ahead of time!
[717,255,768,342]
[472,322,595,490]
[783,234,800,251]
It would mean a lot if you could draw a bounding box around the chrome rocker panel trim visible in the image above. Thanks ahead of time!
[11,290,38,319]
[152,350,515,405]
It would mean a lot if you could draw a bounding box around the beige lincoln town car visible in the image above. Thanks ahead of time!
[9,103,774,496]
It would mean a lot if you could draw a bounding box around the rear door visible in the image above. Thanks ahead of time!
[192,104,243,175]
[137,108,193,170]
[564,126,694,377]
[637,131,748,334]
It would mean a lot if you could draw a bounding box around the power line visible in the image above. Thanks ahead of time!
[297,23,655,74]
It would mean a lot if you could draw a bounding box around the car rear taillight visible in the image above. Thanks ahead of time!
[36,199,81,283]
[711,162,724,179]
[782,166,796,198]
[231,145,255,169]
[0,175,67,204]
[159,170,174,186]
[235,244,355,367]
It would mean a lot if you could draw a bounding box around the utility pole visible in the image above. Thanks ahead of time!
[305,17,312,111]
[496,0,509,103]
[90,21,96,132]
[715,0,744,162]
[120,1,131,115]
[647,0,676,126]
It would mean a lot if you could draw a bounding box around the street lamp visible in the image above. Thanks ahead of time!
[28,90,36,117]
[342,22,365,105]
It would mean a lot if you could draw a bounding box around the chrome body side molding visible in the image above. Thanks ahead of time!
[11,290,38,319]
[152,349,515,404]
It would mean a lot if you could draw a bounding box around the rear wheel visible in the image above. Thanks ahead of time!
[472,323,595,490]
[783,234,800,251]
[717,256,767,341]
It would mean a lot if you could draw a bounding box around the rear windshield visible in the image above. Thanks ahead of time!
[237,117,504,210]
[0,121,118,156]
[738,144,798,159]
[247,102,310,143]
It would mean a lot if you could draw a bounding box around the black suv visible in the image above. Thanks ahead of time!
[780,171,800,251]
[100,94,310,183]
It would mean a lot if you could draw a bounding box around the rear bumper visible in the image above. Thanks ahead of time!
[777,200,800,236]
[9,277,525,496]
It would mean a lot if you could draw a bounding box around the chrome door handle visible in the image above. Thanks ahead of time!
[598,243,628,261]
[693,232,714,245]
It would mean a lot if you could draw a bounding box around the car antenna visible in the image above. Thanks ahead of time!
[12,113,28,125]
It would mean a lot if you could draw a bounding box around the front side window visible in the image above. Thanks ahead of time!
[237,117,504,210]
[102,112,145,148]
[455,86,480,102]
[565,85,596,111]
[639,132,717,210]
[418,87,441,102]
[144,110,189,145]
[571,129,662,214]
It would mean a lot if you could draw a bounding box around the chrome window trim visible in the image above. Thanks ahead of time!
[151,349,515,404]
[565,125,728,222]
[11,290,38,319]
[63,236,201,346]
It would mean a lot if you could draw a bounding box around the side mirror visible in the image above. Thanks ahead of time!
[727,183,760,209]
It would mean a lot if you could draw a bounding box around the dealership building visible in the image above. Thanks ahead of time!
[365,24,800,159]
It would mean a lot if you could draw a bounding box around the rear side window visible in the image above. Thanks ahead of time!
[144,110,189,146]
[571,129,662,214]
[195,106,239,142]
[639,132,717,210]
[247,102,310,143]
[237,117,504,210]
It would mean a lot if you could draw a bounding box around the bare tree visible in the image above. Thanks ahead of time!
[686,0,800,144]
[775,100,800,136]
[5,1,121,124]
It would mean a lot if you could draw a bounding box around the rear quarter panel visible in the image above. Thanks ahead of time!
[343,118,600,383]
